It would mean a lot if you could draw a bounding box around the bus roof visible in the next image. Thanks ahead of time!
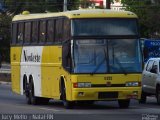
[12,9,138,21]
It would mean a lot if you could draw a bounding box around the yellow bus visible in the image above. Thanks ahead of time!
[11,9,142,109]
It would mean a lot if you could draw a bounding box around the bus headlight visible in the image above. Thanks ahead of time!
[125,82,139,87]
[73,82,91,88]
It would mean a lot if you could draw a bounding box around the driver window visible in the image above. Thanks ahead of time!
[150,61,158,74]
[146,60,154,72]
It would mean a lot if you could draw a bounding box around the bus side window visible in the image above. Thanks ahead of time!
[55,18,63,43]
[12,23,17,45]
[17,22,24,44]
[63,18,71,41]
[24,22,31,44]
[39,20,46,43]
[47,19,55,43]
[32,21,39,43]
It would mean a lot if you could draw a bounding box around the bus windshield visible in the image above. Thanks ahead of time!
[73,39,142,74]
[72,19,138,36]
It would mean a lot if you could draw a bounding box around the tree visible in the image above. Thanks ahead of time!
[0,14,11,62]
[121,0,160,38]
[3,0,82,14]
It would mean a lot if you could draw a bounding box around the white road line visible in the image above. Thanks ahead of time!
[0,102,61,112]
[39,107,60,112]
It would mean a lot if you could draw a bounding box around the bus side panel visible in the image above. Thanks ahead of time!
[20,46,43,96]
[41,46,62,99]
[11,47,22,94]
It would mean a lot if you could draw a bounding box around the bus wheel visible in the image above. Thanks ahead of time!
[118,99,130,108]
[25,82,31,104]
[61,82,74,109]
[28,82,40,105]
[139,91,147,104]
[156,86,160,105]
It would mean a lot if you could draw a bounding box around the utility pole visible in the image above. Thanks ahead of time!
[63,0,67,11]
[106,0,111,9]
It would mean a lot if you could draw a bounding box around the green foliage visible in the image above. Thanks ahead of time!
[0,14,12,62]
[4,0,81,14]
[78,0,93,8]
[5,0,64,14]
[121,0,160,38]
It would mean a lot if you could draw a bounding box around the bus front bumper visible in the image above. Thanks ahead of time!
[71,87,141,101]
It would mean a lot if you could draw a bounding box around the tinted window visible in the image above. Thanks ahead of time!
[32,21,39,43]
[63,18,70,41]
[55,18,63,43]
[17,22,24,44]
[12,23,17,44]
[47,19,55,43]
[39,20,46,43]
[24,22,31,43]
[72,19,138,36]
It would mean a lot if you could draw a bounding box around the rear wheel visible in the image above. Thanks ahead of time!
[156,86,160,105]
[26,80,40,105]
[118,99,130,108]
[139,90,147,104]
[30,82,41,105]
[25,82,31,104]
[25,77,49,105]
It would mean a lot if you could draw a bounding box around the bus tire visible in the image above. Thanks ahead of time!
[139,90,147,104]
[23,75,27,94]
[118,99,130,108]
[25,82,31,104]
[28,80,40,105]
[156,86,160,105]
[61,81,74,109]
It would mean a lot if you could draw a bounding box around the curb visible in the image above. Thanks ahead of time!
[0,81,11,85]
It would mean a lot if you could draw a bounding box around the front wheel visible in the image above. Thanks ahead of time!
[118,99,130,108]
[61,82,74,109]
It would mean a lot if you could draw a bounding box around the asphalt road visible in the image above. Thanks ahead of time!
[0,84,160,120]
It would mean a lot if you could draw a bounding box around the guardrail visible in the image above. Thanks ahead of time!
[0,64,11,74]
[0,69,10,74]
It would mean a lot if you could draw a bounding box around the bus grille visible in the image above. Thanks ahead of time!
[98,92,118,99]
[92,84,125,87]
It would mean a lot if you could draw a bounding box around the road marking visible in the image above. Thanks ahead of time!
[0,102,61,112]
[38,107,61,112]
